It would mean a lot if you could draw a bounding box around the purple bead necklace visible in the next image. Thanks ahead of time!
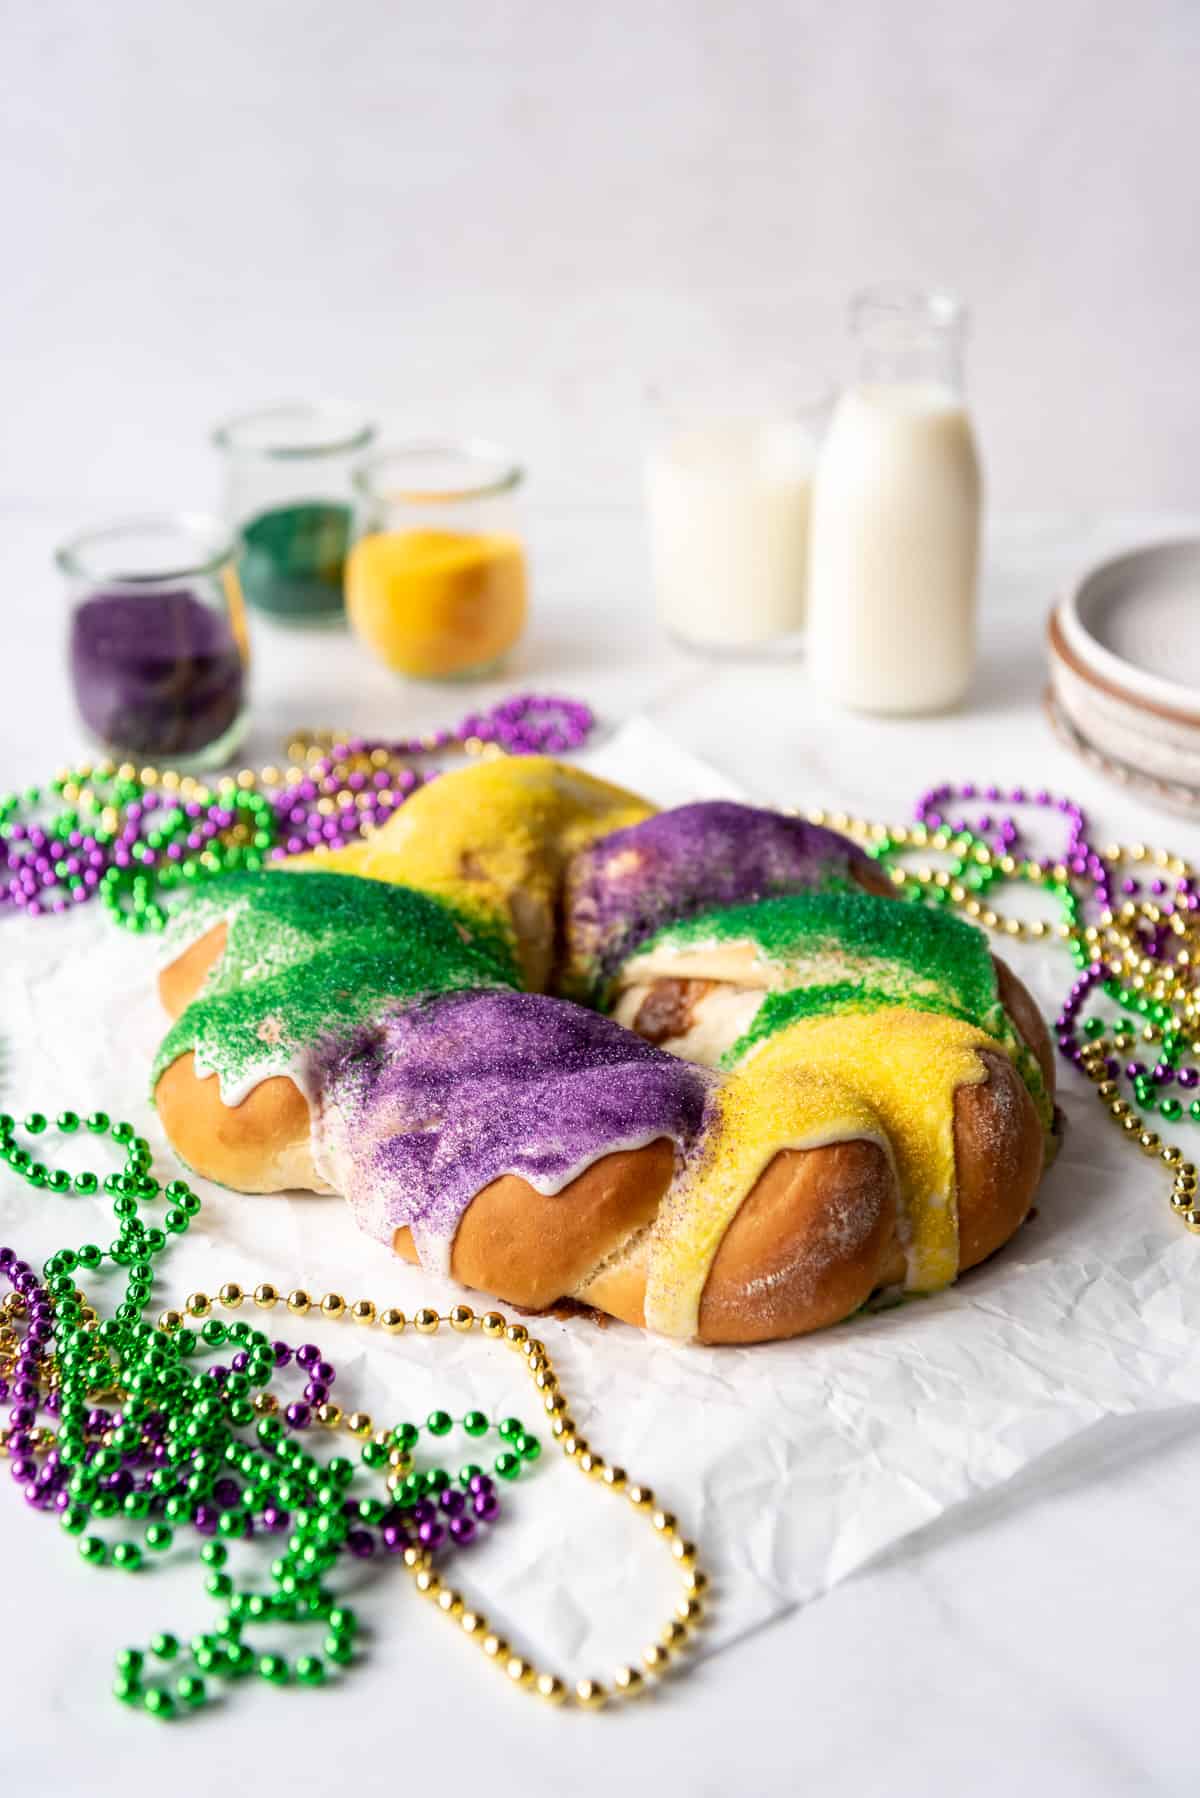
[852,778,1200,1233]
[1,1106,709,1714]
[0,691,596,926]
[0,1106,524,1719]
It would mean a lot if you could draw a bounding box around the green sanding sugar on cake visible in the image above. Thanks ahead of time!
[153,870,520,1096]
[167,869,518,989]
[644,890,1053,1127]
[720,982,984,1067]
[723,980,1052,1128]
[640,890,1002,1022]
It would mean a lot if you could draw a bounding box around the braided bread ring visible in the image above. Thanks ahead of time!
[151,760,1053,1344]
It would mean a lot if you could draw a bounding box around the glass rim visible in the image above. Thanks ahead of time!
[850,283,967,337]
[213,403,377,461]
[54,512,238,585]
[354,439,524,504]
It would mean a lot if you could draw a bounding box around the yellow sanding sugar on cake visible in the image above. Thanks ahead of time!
[284,757,654,988]
[740,1008,998,1292]
[644,1066,888,1340]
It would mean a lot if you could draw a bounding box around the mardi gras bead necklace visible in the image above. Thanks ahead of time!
[808,784,1200,1235]
[0,693,595,926]
[174,1283,707,1708]
[0,1109,516,1714]
[0,1106,707,1717]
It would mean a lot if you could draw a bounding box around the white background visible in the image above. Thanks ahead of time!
[4,6,1200,1795]
[4,0,1200,519]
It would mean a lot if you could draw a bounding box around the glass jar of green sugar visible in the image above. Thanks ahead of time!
[214,405,376,624]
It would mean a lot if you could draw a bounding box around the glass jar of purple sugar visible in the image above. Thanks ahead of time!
[56,514,250,767]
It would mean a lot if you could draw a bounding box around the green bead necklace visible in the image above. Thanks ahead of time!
[812,806,1200,1234]
[2,1107,712,1715]
[0,1109,528,1719]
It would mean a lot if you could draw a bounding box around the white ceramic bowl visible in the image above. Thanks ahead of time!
[1049,539,1200,793]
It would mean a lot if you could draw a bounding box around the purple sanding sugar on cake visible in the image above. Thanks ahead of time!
[315,988,714,1262]
[562,801,878,1000]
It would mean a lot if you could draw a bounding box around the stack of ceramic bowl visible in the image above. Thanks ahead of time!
[1047,540,1200,817]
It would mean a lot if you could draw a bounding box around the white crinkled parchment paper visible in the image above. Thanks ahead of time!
[1,716,1198,1677]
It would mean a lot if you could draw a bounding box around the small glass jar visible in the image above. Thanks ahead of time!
[214,405,376,625]
[345,441,528,679]
[644,378,831,655]
[56,513,250,766]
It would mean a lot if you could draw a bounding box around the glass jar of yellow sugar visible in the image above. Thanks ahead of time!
[345,442,528,679]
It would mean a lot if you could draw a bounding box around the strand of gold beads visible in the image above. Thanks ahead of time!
[801,810,1200,1235]
[806,811,1199,969]
[801,809,1079,942]
[169,1282,710,1710]
[1074,1034,1200,1229]
[52,725,504,836]
[284,727,504,768]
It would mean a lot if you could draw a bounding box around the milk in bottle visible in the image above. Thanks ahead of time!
[808,288,981,713]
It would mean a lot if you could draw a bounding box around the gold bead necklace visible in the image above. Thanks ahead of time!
[803,808,1200,1235]
[164,1283,710,1711]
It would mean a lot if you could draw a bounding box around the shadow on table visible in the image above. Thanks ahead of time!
[512,614,659,682]
[967,634,1052,722]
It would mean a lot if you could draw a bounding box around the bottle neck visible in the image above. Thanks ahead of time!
[851,287,967,397]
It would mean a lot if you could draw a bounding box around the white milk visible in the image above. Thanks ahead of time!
[645,419,816,650]
[807,380,981,713]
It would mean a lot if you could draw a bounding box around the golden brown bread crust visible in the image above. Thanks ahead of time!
[993,956,1056,1096]
[399,1136,900,1344]
[166,1028,1043,1340]
[155,1052,323,1194]
[854,858,898,900]
[399,1140,677,1312]
[953,1048,1044,1270]
[697,1140,896,1343]
[156,923,323,1192]
[576,1047,1044,1340]
[154,1016,1047,1337]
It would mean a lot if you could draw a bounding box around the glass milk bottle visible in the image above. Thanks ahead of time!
[808,288,981,712]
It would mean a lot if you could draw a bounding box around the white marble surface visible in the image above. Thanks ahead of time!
[2,504,1199,1794]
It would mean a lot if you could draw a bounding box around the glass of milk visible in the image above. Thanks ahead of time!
[807,287,982,714]
[644,383,830,655]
